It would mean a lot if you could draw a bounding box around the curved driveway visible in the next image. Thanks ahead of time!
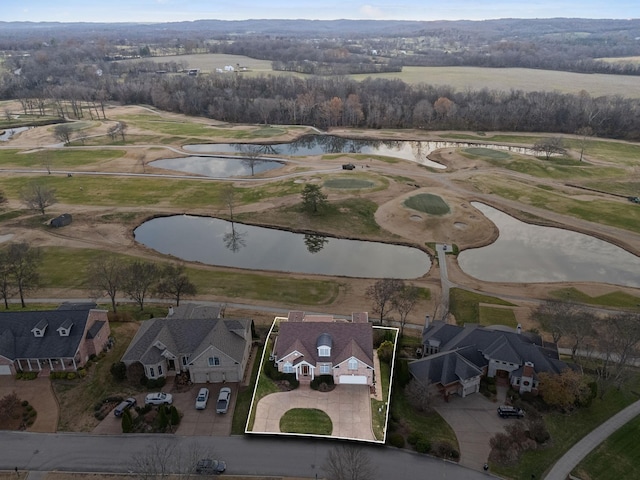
[252,385,375,441]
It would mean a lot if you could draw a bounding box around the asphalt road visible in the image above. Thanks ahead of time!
[0,432,495,479]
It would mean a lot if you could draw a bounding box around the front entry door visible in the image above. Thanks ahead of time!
[301,365,309,376]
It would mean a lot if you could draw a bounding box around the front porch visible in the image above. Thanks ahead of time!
[16,357,79,374]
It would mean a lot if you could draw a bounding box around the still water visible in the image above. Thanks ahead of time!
[149,156,284,177]
[184,135,537,170]
[458,203,640,287]
[134,215,431,278]
[0,127,30,141]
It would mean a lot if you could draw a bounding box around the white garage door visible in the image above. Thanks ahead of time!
[339,375,367,385]
[0,365,12,375]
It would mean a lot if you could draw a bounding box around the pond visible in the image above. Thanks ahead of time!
[148,155,284,177]
[184,135,537,170]
[134,215,431,279]
[0,127,31,141]
[458,203,640,288]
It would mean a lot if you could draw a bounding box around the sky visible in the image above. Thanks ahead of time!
[3,0,640,23]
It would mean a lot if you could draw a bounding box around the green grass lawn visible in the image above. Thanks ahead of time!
[449,288,516,325]
[232,344,263,435]
[463,147,511,160]
[372,359,391,441]
[279,408,333,435]
[0,148,126,168]
[403,193,450,216]
[573,414,640,480]
[493,374,640,480]
[550,287,640,310]
[36,246,340,306]
[324,178,375,189]
[478,305,518,328]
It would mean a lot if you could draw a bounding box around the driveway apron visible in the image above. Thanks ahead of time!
[253,384,375,441]
[0,376,58,433]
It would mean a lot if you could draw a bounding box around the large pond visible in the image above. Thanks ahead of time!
[458,203,640,288]
[134,215,431,278]
[149,156,284,177]
[184,135,537,170]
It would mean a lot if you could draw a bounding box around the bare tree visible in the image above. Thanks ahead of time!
[0,250,16,309]
[5,242,40,308]
[532,300,594,358]
[532,137,566,160]
[405,378,433,412]
[236,144,264,176]
[366,278,405,324]
[221,184,236,221]
[87,254,125,313]
[391,284,420,337]
[129,439,211,480]
[20,181,57,215]
[323,444,376,480]
[53,124,73,145]
[593,312,640,398]
[576,126,594,162]
[41,151,53,174]
[156,263,197,306]
[122,260,159,311]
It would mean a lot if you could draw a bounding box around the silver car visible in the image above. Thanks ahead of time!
[145,392,173,405]
[216,387,231,414]
[195,387,209,410]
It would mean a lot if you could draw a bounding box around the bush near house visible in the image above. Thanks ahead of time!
[310,374,335,391]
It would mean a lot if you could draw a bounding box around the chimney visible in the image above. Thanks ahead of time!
[168,306,174,317]
[516,323,522,334]
[425,315,431,328]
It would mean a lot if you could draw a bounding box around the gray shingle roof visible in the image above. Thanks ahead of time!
[122,316,251,366]
[0,306,96,360]
[409,350,483,386]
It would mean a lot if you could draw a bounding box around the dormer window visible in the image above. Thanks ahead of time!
[317,333,332,357]
[57,319,73,337]
[348,358,358,370]
[32,319,48,337]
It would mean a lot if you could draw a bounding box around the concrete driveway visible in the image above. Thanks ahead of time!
[434,389,514,470]
[0,376,58,432]
[93,383,236,435]
[252,384,375,441]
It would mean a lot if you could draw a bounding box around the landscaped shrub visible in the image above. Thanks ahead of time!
[156,405,169,431]
[395,359,411,388]
[377,340,394,364]
[121,409,133,433]
[387,432,405,448]
[407,431,421,445]
[415,438,431,453]
[310,375,334,391]
[135,404,152,415]
[146,377,166,389]
[21,400,29,407]
[432,441,459,460]
[169,405,180,426]
[110,362,127,381]
[126,362,145,385]
[66,372,77,380]
[16,371,38,380]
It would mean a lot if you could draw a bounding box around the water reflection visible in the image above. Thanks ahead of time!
[223,222,247,253]
[149,156,284,177]
[304,233,329,254]
[134,215,431,278]
[185,134,538,170]
[458,203,640,287]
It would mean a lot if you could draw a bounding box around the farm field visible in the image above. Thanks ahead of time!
[141,53,640,98]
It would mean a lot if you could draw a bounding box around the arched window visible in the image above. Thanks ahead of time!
[348,358,358,370]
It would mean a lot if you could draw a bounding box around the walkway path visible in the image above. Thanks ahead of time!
[544,399,640,480]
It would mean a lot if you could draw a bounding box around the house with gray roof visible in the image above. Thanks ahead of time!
[0,303,110,376]
[272,311,374,386]
[121,304,252,384]
[409,321,570,398]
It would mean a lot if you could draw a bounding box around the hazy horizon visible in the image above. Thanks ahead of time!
[3,0,640,23]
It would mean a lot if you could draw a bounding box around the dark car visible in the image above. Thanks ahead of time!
[497,405,525,418]
[342,163,356,170]
[195,458,226,475]
[114,397,137,417]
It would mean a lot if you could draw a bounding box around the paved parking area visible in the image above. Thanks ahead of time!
[0,376,58,432]
[252,384,375,441]
[93,383,237,436]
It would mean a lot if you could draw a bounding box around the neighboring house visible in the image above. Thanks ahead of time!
[0,303,110,376]
[272,311,375,386]
[409,321,570,398]
[121,303,252,384]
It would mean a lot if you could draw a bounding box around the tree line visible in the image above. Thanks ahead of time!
[0,243,196,311]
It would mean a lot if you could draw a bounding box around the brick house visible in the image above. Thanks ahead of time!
[272,311,375,386]
[0,303,110,376]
